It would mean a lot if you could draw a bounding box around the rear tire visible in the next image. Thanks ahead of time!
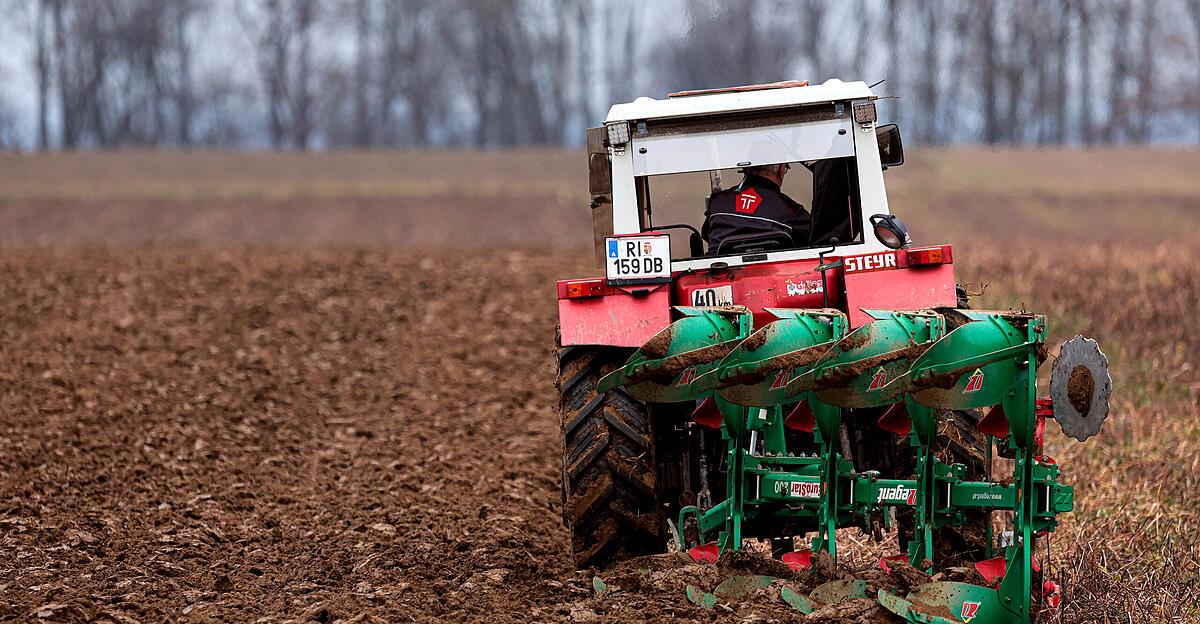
[558,343,665,569]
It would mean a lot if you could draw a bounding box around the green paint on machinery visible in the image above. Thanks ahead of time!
[599,305,1111,624]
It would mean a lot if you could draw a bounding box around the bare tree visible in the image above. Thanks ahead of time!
[655,0,794,95]
[241,0,291,149]
[1104,0,1133,143]
[575,0,594,128]
[1132,0,1156,143]
[798,0,827,80]
[238,0,318,150]
[981,0,1000,144]
[291,0,316,150]
[919,0,940,143]
[378,0,451,147]
[170,0,200,146]
[1053,0,1072,143]
[0,95,18,151]
[1078,0,1094,144]
[7,0,1200,150]
[352,0,370,147]
[33,0,52,150]
[1189,0,1200,143]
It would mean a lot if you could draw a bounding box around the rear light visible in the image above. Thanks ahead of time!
[558,278,607,300]
[605,121,630,147]
[853,102,877,124]
[900,245,952,267]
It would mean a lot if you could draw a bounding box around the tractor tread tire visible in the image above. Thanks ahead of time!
[558,344,663,569]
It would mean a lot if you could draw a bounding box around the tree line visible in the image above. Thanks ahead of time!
[3,0,1200,150]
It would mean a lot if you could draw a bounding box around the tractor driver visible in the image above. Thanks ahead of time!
[701,163,811,255]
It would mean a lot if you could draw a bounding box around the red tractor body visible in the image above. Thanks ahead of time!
[558,244,957,347]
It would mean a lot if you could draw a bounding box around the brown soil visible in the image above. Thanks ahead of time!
[737,328,770,352]
[766,343,832,371]
[0,247,917,623]
[0,197,590,248]
[637,326,676,360]
[806,598,892,623]
[1067,365,1094,416]
[0,248,586,622]
[3,149,1198,623]
[817,343,931,390]
[631,341,738,384]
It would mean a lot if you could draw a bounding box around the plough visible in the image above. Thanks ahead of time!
[597,306,1109,623]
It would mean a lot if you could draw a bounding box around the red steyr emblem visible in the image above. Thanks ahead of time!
[963,368,984,393]
[735,188,762,213]
[960,601,981,622]
[868,367,888,391]
[678,366,697,386]
[906,489,917,505]
[771,369,790,390]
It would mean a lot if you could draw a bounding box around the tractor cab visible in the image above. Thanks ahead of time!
[564,79,954,347]
[586,79,904,268]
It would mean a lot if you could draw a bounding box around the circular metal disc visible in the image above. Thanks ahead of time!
[1050,336,1112,442]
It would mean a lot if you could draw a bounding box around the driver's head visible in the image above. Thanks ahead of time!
[744,163,790,186]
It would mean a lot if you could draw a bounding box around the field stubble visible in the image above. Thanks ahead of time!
[0,150,1196,622]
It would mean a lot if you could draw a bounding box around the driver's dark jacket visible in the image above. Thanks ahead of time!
[701,175,811,254]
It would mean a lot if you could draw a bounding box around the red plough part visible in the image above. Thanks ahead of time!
[781,550,812,571]
[688,542,719,564]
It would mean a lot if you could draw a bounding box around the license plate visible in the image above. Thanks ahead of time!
[690,285,733,306]
[605,235,671,283]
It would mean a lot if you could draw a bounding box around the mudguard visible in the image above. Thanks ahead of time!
[557,280,671,347]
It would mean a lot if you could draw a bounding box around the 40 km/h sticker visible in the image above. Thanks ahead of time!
[690,285,733,306]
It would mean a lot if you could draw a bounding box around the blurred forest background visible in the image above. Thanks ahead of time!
[1,0,1200,151]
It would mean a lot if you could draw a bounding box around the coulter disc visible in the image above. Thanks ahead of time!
[1050,335,1112,442]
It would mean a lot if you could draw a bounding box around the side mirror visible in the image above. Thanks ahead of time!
[875,124,904,167]
[586,127,612,195]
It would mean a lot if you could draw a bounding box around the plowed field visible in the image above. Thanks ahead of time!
[0,150,1196,623]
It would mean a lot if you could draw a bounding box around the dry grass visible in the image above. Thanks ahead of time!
[0,149,1197,622]
[965,245,1200,622]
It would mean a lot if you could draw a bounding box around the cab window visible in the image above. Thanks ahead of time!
[638,156,864,260]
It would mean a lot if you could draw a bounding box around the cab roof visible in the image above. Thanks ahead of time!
[605,78,875,124]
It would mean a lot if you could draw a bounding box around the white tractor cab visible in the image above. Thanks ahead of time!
[586,79,908,272]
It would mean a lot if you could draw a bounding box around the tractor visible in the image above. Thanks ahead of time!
[555,79,1111,623]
